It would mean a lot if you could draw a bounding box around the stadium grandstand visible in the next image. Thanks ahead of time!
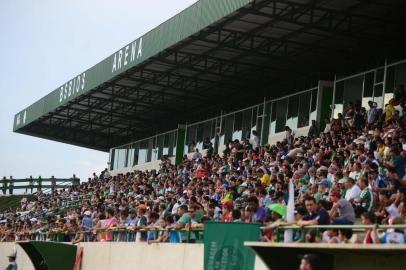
[3,0,406,269]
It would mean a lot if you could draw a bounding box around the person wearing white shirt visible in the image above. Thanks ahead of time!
[251,130,260,150]
[344,177,361,202]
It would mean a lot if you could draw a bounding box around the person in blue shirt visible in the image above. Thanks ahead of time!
[124,208,138,226]
[81,210,94,230]
[391,148,405,179]
[298,196,330,226]
[374,216,406,244]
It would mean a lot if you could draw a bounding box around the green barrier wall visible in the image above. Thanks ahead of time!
[204,222,260,270]
[18,241,77,270]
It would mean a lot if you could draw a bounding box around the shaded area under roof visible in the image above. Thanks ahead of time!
[13,0,406,151]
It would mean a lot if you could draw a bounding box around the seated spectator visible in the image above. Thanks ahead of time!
[329,190,355,225]
[374,216,406,244]
[246,196,267,224]
[344,177,361,203]
[338,228,354,243]
[298,197,330,226]
[354,176,374,216]
[361,212,378,244]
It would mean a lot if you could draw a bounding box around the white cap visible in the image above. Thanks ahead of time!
[84,211,91,216]
[7,250,16,258]
[158,196,165,201]
[30,218,38,223]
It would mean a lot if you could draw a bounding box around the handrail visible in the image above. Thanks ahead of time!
[261,224,406,230]
[261,224,406,243]
[6,227,205,243]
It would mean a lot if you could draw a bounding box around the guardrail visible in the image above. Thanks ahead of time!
[8,227,205,243]
[1,176,80,194]
[264,224,406,242]
[6,224,406,244]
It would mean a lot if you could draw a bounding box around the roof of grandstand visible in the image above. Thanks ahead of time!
[13,0,406,151]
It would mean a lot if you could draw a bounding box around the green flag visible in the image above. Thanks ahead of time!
[204,222,260,270]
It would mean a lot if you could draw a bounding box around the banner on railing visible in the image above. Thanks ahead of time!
[204,222,260,270]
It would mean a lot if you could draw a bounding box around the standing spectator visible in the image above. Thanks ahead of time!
[251,130,260,150]
[37,176,42,192]
[367,101,378,127]
[29,175,34,193]
[202,137,211,150]
[8,176,14,195]
[307,120,319,138]
[1,176,7,195]
[384,99,395,122]
[323,118,331,134]
[51,176,56,192]
[284,126,294,145]
[192,148,202,160]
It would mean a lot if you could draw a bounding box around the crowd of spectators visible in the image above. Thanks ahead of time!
[1,93,406,245]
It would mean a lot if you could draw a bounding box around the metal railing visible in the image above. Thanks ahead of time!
[264,224,406,243]
[5,224,406,244]
[1,176,80,195]
[9,227,204,243]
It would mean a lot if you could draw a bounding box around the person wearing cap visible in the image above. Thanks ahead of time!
[329,190,355,225]
[314,179,330,202]
[299,254,319,270]
[81,210,94,231]
[6,252,17,270]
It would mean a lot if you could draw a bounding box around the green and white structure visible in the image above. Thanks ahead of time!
[13,0,406,173]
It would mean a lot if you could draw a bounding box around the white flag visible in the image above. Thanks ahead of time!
[284,179,295,242]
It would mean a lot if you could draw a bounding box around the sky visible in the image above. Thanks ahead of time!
[0,0,198,181]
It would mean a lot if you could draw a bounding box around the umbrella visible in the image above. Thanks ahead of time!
[267,203,287,217]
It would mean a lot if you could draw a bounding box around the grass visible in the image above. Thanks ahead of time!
[0,194,36,212]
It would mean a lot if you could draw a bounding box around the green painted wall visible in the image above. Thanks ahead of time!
[19,241,77,270]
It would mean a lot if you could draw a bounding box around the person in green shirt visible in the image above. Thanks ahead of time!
[6,253,17,270]
[174,205,197,243]
[354,176,373,216]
